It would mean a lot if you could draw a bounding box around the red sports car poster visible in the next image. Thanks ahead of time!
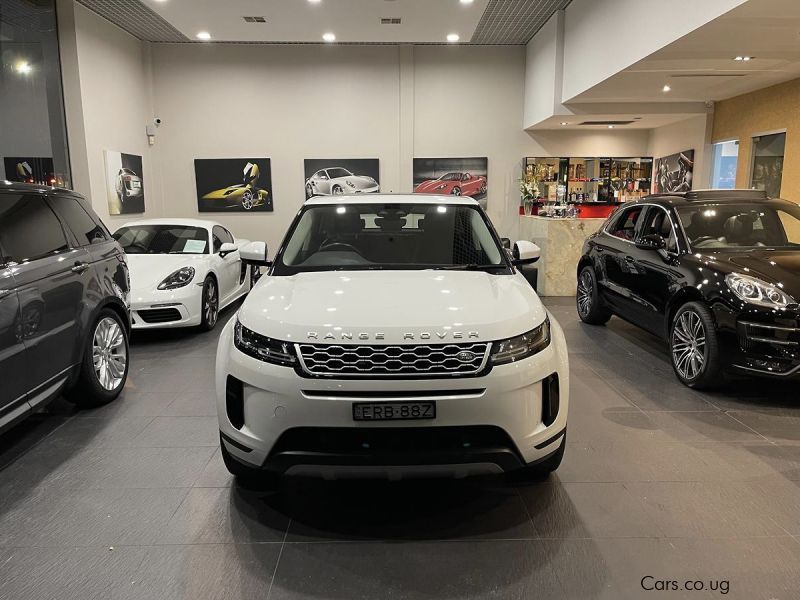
[413,157,488,206]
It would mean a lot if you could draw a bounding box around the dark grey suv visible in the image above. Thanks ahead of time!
[0,182,131,433]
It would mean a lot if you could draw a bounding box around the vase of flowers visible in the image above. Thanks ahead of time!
[520,179,540,216]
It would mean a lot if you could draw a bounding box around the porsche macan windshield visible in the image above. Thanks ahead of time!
[677,203,800,250]
[114,225,209,254]
[274,203,508,274]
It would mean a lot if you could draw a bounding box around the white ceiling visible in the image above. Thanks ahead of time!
[141,0,490,44]
[569,0,800,104]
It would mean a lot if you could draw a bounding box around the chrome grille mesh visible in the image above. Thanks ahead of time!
[296,343,489,377]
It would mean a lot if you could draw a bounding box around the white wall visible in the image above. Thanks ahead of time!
[523,11,562,129]
[647,114,713,189]
[60,2,156,229]
[562,0,747,102]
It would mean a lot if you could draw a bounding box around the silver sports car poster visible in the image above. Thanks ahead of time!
[104,150,145,215]
[304,159,380,200]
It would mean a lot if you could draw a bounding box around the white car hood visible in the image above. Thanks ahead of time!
[238,270,546,344]
[126,253,209,292]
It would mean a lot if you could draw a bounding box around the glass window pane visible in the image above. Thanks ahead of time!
[52,197,107,246]
[751,133,785,198]
[0,194,68,262]
[711,141,738,189]
[0,0,71,187]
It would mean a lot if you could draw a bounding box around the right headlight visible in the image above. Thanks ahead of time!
[157,266,195,290]
[725,273,795,309]
[490,317,551,366]
[234,320,297,366]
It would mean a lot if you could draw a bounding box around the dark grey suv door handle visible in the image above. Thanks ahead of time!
[71,262,90,274]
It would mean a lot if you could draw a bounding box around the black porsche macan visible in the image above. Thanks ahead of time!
[576,189,800,388]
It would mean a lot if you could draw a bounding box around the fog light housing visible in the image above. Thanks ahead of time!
[226,375,244,430]
[542,373,559,427]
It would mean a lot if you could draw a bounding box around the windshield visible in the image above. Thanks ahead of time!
[438,172,462,181]
[326,168,353,179]
[113,225,209,254]
[273,203,507,274]
[677,203,800,250]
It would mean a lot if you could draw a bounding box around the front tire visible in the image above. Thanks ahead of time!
[199,276,219,331]
[332,184,344,195]
[241,189,254,210]
[66,308,129,408]
[670,301,723,389]
[451,187,462,196]
[576,266,612,325]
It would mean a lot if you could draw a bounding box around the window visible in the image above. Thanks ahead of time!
[0,194,68,263]
[640,206,678,252]
[711,141,738,189]
[52,197,106,246]
[212,226,233,252]
[113,225,209,254]
[750,132,785,198]
[608,206,644,241]
[677,203,800,249]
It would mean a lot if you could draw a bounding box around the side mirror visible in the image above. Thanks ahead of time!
[501,237,511,250]
[512,240,540,265]
[240,241,270,266]
[635,234,666,251]
[219,242,237,258]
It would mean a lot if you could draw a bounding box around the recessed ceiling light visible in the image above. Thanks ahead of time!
[662,84,671,92]
[15,61,32,74]
[196,31,211,40]
[447,33,460,42]
[322,32,336,42]
[742,56,753,61]
[607,125,615,129]
[560,122,568,126]
[460,0,475,4]
[308,0,321,3]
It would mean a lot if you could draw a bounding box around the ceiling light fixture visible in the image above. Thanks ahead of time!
[308,0,321,3]
[662,84,671,92]
[196,31,211,40]
[460,0,475,4]
[15,61,32,74]
[608,125,615,129]
[322,32,336,42]
[447,33,460,42]
[560,122,569,126]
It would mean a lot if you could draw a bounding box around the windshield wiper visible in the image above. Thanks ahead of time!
[432,264,507,271]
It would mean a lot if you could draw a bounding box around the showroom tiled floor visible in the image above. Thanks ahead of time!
[1,297,800,599]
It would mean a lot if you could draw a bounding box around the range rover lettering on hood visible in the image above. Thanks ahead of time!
[307,331,479,341]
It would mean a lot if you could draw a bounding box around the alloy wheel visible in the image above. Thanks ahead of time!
[672,310,706,381]
[241,190,254,210]
[92,317,127,391]
[204,280,219,327]
[451,187,461,196]
[577,270,593,317]
[332,186,344,195]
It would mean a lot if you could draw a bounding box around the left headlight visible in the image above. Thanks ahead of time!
[490,317,551,366]
[725,273,795,308]
[346,179,357,188]
[234,320,297,366]
[157,266,195,290]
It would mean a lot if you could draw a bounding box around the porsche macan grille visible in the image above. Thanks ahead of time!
[296,342,490,377]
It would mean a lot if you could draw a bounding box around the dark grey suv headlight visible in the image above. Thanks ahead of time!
[490,317,551,365]
[234,320,296,366]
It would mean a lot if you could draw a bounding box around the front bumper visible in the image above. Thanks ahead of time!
[130,283,202,329]
[215,316,569,477]
[713,303,800,376]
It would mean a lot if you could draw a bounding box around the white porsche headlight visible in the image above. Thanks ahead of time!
[157,266,196,290]
[725,273,795,308]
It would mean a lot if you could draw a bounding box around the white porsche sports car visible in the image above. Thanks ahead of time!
[305,167,379,198]
[113,219,255,330]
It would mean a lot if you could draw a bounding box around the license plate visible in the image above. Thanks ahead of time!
[353,401,435,421]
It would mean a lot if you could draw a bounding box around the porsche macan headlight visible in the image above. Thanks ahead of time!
[725,273,795,308]
[157,266,195,290]
[234,320,296,366]
[490,317,551,365]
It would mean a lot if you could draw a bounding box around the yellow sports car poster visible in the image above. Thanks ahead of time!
[195,158,273,212]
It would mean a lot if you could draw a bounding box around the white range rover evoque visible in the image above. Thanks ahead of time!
[216,194,569,486]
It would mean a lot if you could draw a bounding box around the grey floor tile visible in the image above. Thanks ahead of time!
[283,478,537,542]
[43,416,154,448]
[192,448,235,488]
[724,409,800,443]
[270,539,627,600]
[645,410,767,443]
[159,486,290,544]
[131,416,219,447]
[161,390,218,417]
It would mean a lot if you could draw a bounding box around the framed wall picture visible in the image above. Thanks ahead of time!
[304,159,380,200]
[653,150,694,194]
[104,151,145,215]
[195,158,273,212]
[413,157,488,207]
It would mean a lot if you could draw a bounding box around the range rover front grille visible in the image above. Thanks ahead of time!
[296,342,490,377]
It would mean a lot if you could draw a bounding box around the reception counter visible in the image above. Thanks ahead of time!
[519,216,606,296]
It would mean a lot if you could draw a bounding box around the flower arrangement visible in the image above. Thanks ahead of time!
[520,179,540,201]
